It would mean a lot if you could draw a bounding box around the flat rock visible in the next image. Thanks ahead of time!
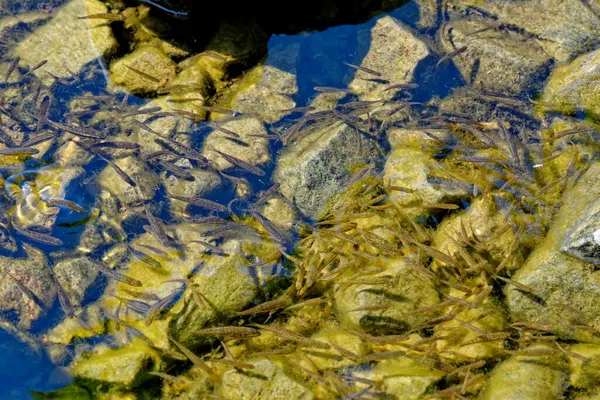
[53,257,99,307]
[439,17,552,94]
[12,0,118,86]
[110,45,176,95]
[274,121,380,220]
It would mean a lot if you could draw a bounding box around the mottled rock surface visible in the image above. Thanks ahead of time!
[53,257,99,307]
[110,45,176,95]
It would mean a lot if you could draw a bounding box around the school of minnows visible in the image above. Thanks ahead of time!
[0,3,598,399]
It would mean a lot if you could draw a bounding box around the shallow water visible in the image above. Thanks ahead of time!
[0,0,599,398]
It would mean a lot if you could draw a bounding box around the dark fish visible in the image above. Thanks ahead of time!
[128,245,162,269]
[36,95,50,131]
[93,263,142,287]
[43,198,86,213]
[384,83,419,91]
[138,243,167,256]
[45,71,71,85]
[253,183,281,207]
[46,119,106,139]
[23,60,47,77]
[156,160,194,180]
[49,269,74,318]
[188,239,227,256]
[203,51,227,61]
[19,131,58,147]
[115,296,151,315]
[0,147,39,156]
[206,122,240,138]
[5,57,19,82]
[131,120,207,163]
[209,146,265,176]
[169,194,228,213]
[72,95,113,102]
[12,224,62,246]
[436,46,468,66]
[313,86,353,93]
[338,100,382,109]
[0,225,17,253]
[123,107,162,118]
[93,141,140,150]
[280,106,315,113]
[125,65,160,83]
[344,62,382,77]
[249,208,286,244]
[248,134,281,141]
[142,150,176,161]
[497,119,520,165]
[78,13,126,21]
[97,153,136,187]
[281,116,308,145]
[7,272,45,309]
[144,205,171,247]
[195,106,232,114]
[146,284,185,326]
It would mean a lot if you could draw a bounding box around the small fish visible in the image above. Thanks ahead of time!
[115,296,151,315]
[195,105,233,114]
[147,371,183,383]
[192,326,260,338]
[144,205,171,247]
[0,147,39,156]
[128,245,162,269]
[251,323,330,349]
[384,83,419,91]
[436,46,468,66]
[209,146,266,176]
[96,153,136,187]
[249,208,286,244]
[169,194,228,213]
[168,336,215,378]
[93,141,140,150]
[202,51,228,61]
[36,95,50,131]
[146,285,185,326]
[344,62,382,77]
[280,106,315,113]
[253,183,281,207]
[46,120,106,139]
[43,198,86,213]
[157,160,194,180]
[206,122,240,138]
[78,13,126,21]
[22,60,47,78]
[313,86,353,93]
[142,150,176,161]
[247,134,281,141]
[125,65,160,83]
[188,240,227,256]
[236,296,292,316]
[12,224,62,246]
[49,269,74,318]
[7,272,45,309]
[132,120,207,163]
[5,57,19,83]
[93,263,142,287]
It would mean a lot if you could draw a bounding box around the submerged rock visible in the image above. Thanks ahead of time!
[53,257,99,308]
[12,0,118,86]
[569,344,600,389]
[218,358,313,400]
[439,17,552,94]
[274,121,380,220]
[479,344,568,400]
[561,196,600,263]
[110,45,176,95]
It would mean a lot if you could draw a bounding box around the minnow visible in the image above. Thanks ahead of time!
[22,60,47,77]
[22,131,57,148]
[446,360,486,378]
[253,183,281,207]
[206,122,240,138]
[202,51,228,61]
[344,62,382,77]
[93,141,140,150]
[248,134,281,141]
[115,296,150,315]
[553,127,594,140]
[313,86,353,93]
[12,224,62,246]
[49,268,74,318]
[236,296,292,316]
[170,109,204,120]
[128,245,162,269]
[132,120,207,163]
[422,203,460,210]
[95,152,136,187]
[46,119,106,139]
[436,46,468,66]
[123,107,162,118]
[150,345,186,361]
[280,106,315,113]
[251,323,330,349]
[0,147,39,156]
[250,345,297,357]
[385,83,419,91]
[249,208,286,244]
[125,65,160,83]
[43,198,85,213]
[209,146,265,176]
[168,336,216,378]
[195,105,232,114]
[95,263,142,287]
[459,332,511,346]
[144,205,171,247]
[157,160,194,180]
[142,150,176,161]
[78,13,125,21]
[147,371,183,383]
[4,57,19,83]
[384,185,414,193]
[318,229,360,246]
[169,194,228,213]
[338,100,382,109]
[188,239,227,256]
[213,358,256,370]
[36,95,50,131]
[121,288,160,302]
[7,272,45,309]
[192,326,260,338]
[146,285,185,326]
[350,305,389,312]
[386,103,407,117]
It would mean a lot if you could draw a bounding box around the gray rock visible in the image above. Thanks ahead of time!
[453,0,600,62]
[562,196,600,263]
[53,257,99,307]
[274,121,380,220]
[11,0,119,86]
[78,190,125,254]
[0,244,55,329]
[164,163,224,214]
[348,16,430,101]
[439,17,552,94]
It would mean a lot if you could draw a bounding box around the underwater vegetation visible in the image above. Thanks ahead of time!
[1,0,600,399]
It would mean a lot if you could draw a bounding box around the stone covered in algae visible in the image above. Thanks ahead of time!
[110,45,176,95]
[0,244,55,329]
[53,256,99,307]
[438,17,552,95]
[541,47,600,118]
[333,258,440,335]
[479,344,569,400]
[261,197,296,231]
[12,0,118,86]
[348,16,430,101]
[274,122,381,220]
[71,341,161,389]
[305,325,370,370]
[218,358,314,400]
[568,344,600,389]
[507,162,600,342]
[201,117,271,172]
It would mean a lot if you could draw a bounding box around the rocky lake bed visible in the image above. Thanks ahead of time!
[1,0,600,398]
